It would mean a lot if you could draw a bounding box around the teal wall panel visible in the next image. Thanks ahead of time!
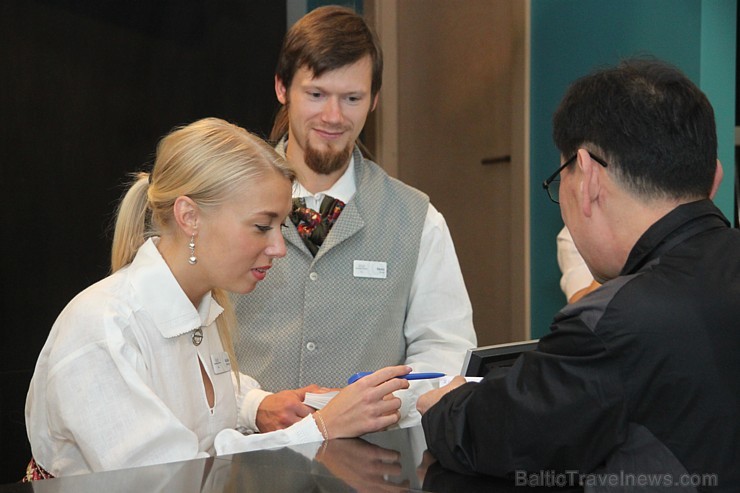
[701,0,737,216]
[530,0,736,338]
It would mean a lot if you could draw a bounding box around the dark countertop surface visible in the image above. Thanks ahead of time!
[1,426,580,492]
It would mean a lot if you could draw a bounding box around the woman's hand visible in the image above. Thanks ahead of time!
[317,365,412,439]
[316,438,408,491]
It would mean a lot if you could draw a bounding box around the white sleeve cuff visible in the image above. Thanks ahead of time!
[233,372,272,432]
[237,388,271,432]
[557,227,593,299]
[214,415,323,456]
[395,380,436,428]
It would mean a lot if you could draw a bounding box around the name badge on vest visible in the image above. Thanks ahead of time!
[210,352,232,375]
[353,260,387,279]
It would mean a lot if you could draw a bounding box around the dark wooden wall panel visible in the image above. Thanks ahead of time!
[0,0,285,483]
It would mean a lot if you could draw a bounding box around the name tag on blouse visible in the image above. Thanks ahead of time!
[353,260,387,279]
[210,352,232,375]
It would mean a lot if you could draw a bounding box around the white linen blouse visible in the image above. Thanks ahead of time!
[25,238,322,477]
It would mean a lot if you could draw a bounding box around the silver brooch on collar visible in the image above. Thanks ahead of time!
[191,327,203,346]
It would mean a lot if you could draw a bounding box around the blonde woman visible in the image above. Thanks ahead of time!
[25,118,410,479]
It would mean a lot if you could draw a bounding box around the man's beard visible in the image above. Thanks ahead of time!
[304,139,353,175]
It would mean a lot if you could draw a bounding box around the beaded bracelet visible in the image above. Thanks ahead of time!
[314,410,330,441]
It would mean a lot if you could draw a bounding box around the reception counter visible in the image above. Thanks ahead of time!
[0,426,579,492]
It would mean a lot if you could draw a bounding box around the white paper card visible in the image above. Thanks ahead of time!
[353,260,387,279]
[304,391,339,409]
[438,375,483,386]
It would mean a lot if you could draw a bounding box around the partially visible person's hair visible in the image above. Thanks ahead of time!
[552,58,717,202]
[270,5,383,141]
[111,117,295,374]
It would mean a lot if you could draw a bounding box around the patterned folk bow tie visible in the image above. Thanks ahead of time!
[289,195,346,256]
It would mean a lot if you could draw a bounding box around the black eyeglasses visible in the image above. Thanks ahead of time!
[542,152,609,204]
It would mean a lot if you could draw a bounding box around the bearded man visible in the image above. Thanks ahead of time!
[232,5,476,433]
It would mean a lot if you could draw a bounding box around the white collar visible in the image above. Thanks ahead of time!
[293,155,357,208]
[129,238,223,339]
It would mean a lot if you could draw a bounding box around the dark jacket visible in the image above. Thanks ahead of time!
[423,200,740,491]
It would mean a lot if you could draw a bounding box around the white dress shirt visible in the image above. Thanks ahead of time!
[25,238,322,477]
[556,226,594,301]
[290,156,476,427]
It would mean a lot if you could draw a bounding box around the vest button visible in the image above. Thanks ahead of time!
[306,342,316,351]
[309,272,318,281]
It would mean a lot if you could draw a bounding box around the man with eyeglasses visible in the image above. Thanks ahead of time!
[416,59,740,491]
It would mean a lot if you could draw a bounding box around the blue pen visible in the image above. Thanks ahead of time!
[347,371,446,385]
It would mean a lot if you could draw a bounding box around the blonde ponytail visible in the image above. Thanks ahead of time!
[111,172,151,273]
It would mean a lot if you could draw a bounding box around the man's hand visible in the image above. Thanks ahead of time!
[256,385,320,432]
[416,376,467,415]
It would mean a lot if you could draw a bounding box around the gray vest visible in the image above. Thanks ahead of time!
[233,147,429,390]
